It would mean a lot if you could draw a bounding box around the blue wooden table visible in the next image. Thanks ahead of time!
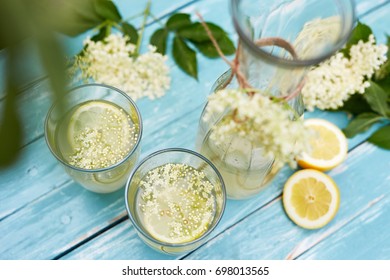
[1,0,390,260]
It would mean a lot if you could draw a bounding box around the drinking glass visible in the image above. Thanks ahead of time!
[45,84,142,193]
[125,148,226,254]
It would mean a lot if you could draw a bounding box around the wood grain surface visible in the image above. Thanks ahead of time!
[0,0,389,260]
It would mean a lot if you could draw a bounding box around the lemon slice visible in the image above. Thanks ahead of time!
[141,190,214,244]
[298,118,348,171]
[283,169,340,229]
[143,212,212,244]
[68,100,132,150]
[66,100,137,170]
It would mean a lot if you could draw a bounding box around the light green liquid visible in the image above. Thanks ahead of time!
[136,163,216,244]
[197,129,279,199]
[55,100,140,193]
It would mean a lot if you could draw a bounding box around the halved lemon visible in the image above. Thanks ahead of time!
[298,118,348,171]
[283,169,340,229]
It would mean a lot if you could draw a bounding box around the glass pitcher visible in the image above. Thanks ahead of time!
[196,0,355,199]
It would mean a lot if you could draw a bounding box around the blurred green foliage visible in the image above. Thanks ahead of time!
[0,0,122,167]
[0,0,235,167]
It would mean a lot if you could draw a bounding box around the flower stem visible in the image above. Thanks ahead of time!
[112,22,123,32]
[196,12,233,69]
[196,12,250,89]
[135,0,152,56]
[105,24,112,37]
[93,20,110,33]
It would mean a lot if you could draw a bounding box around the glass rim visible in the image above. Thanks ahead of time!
[230,0,356,67]
[44,83,143,173]
[124,148,227,248]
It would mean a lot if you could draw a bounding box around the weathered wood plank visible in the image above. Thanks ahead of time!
[63,142,390,259]
[1,0,389,260]
[0,0,386,98]
[0,2,234,146]
[61,219,176,260]
[59,107,384,259]
[3,82,52,146]
[2,0,386,146]
[0,0,201,99]
[361,2,390,42]
[298,194,390,260]
[2,102,381,260]
[355,0,390,16]
[0,179,126,259]
[0,0,233,231]
[0,107,202,259]
[183,143,390,260]
[0,139,71,220]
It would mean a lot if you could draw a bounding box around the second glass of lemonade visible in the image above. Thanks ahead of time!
[45,84,142,193]
[125,148,226,254]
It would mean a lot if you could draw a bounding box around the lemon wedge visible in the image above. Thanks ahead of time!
[298,118,348,171]
[283,169,340,229]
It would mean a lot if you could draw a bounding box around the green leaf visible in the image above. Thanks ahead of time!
[150,28,168,54]
[341,22,373,57]
[48,0,106,37]
[376,76,390,95]
[166,13,192,30]
[37,33,67,101]
[194,34,236,58]
[0,95,23,167]
[122,23,138,44]
[91,26,109,42]
[173,36,198,79]
[368,125,390,149]
[178,22,225,43]
[0,0,33,48]
[94,0,121,22]
[374,59,390,81]
[0,52,23,167]
[363,81,390,117]
[374,35,390,81]
[335,94,374,115]
[342,113,383,138]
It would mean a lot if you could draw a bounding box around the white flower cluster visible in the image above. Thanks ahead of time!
[204,89,310,168]
[68,126,135,169]
[67,111,137,170]
[138,163,215,242]
[302,35,388,111]
[294,16,341,60]
[73,34,171,101]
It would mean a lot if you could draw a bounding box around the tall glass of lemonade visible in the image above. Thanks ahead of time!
[45,84,142,193]
[125,148,226,254]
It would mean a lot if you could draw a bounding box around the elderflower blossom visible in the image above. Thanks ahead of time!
[72,33,170,101]
[138,163,216,242]
[302,35,388,111]
[204,89,311,168]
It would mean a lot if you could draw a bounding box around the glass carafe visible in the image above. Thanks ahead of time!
[196,0,355,199]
